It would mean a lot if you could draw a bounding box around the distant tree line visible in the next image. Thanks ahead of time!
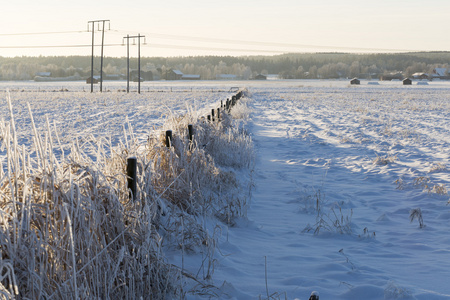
[1,52,450,81]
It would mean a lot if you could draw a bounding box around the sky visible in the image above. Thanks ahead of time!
[1,0,450,58]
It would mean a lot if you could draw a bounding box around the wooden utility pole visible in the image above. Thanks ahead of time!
[123,34,146,93]
[88,19,110,93]
[126,34,130,93]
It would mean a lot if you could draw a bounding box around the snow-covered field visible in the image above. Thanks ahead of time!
[0,81,239,161]
[209,81,450,300]
[1,79,450,299]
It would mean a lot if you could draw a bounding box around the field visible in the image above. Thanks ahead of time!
[1,80,450,299]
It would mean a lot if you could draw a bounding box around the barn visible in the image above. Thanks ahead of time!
[166,69,184,80]
[403,78,412,85]
[86,76,100,84]
[350,78,360,85]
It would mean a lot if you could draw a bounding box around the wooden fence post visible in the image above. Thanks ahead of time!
[188,124,194,150]
[127,157,137,200]
[165,130,173,147]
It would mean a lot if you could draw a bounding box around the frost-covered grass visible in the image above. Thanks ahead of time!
[0,85,253,299]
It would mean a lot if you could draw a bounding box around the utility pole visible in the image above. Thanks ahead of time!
[138,34,141,94]
[126,34,130,93]
[123,34,146,94]
[88,19,110,93]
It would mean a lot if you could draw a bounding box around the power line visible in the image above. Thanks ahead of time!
[0,43,287,53]
[113,29,416,53]
[0,42,422,55]
[144,43,287,54]
[0,43,291,54]
[0,28,434,53]
[0,44,122,48]
[0,28,430,54]
[1,27,407,54]
[0,30,86,36]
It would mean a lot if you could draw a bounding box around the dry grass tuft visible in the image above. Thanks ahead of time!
[373,154,397,166]
[413,176,448,195]
[428,162,448,173]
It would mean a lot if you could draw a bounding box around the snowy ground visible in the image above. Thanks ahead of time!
[209,81,450,299]
[2,80,450,299]
[0,81,238,161]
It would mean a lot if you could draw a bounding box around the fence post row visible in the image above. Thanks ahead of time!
[126,90,244,200]
[127,157,137,200]
[163,90,245,147]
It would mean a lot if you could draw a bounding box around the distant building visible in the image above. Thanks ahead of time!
[130,70,153,81]
[35,72,51,77]
[216,74,237,80]
[166,69,184,80]
[412,72,429,80]
[433,68,447,77]
[181,74,201,80]
[254,74,267,80]
[430,68,450,80]
[380,73,403,81]
[350,78,360,85]
[104,74,122,80]
[86,76,100,84]
[403,78,412,85]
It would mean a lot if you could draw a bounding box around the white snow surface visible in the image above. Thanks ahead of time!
[197,80,450,300]
[2,80,450,299]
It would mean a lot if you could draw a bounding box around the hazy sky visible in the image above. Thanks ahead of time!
[1,0,450,57]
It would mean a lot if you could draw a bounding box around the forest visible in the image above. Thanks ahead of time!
[1,51,450,81]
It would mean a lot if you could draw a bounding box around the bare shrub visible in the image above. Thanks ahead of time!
[302,189,353,235]
[384,281,412,299]
[409,208,425,228]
